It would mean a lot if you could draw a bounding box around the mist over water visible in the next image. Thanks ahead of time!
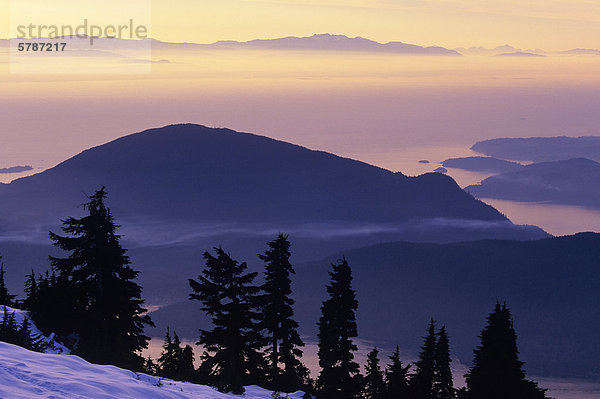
[479,199,600,236]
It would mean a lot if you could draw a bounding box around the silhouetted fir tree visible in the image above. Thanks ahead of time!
[189,247,265,394]
[465,302,548,399]
[317,258,362,399]
[433,326,455,399]
[0,259,16,306]
[16,317,46,352]
[48,187,153,370]
[158,327,178,379]
[143,355,159,376]
[27,271,76,346]
[384,346,411,399]
[22,269,37,311]
[0,306,19,343]
[364,347,385,399]
[179,344,197,383]
[0,306,46,352]
[158,328,196,382]
[257,234,309,392]
[410,319,437,399]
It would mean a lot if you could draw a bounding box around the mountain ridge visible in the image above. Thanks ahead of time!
[1,123,512,226]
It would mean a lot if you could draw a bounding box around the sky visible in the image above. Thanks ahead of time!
[1,0,600,50]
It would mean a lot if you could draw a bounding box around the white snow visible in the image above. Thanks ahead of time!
[0,341,306,399]
[0,307,306,398]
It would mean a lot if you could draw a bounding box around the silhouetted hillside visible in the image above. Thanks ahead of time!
[466,158,600,208]
[146,233,600,380]
[0,124,523,229]
[289,233,600,379]
[442,156,523,173]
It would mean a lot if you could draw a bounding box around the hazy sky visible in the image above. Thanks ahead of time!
[1,0,600,49]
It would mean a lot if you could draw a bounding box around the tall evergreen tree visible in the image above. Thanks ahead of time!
[317,258,362,399]
[158,327,179,379]
[410,319,437,399]
[465,302,548,399]
[0,258,16,306]
[257,234,308,392]
[48,187,153,370]
[189,247,265,394]
[384,346,411,399]
[434,326,455,399]
[364,347,385,399]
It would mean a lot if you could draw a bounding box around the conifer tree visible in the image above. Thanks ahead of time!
[27,271,75,345]
[0,259,16,306]
[143,356,159,376]
[48,187,153,370]
[189,247,265,394]
[364,347,385,399]
[0,306,19,343]
[257,234,308,392]
[158,328,196,382]
[0,307,46,352]
[384,346,411,399]
[434,326,455,399]
[16,317,46,352]
[158,327,178,379]
[317,258,362,399]
[465,302,548,399]
[410,319,437,399]
[178,344,197,383]
[22,269,37,311]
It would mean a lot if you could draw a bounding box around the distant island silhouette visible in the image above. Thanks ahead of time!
[442,156,522,173]
[494,51,546,57]
[466,158,600,209]
[472,136,600,162]
[0,165,33,174]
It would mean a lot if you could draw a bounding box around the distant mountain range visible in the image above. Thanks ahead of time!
[194,34,461,55]
[2,35,599,58]
[0,34,459,55]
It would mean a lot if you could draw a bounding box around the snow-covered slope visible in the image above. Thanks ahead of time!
[0,341,306,399]
[0,308,306,398]
[1,306,70,354]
